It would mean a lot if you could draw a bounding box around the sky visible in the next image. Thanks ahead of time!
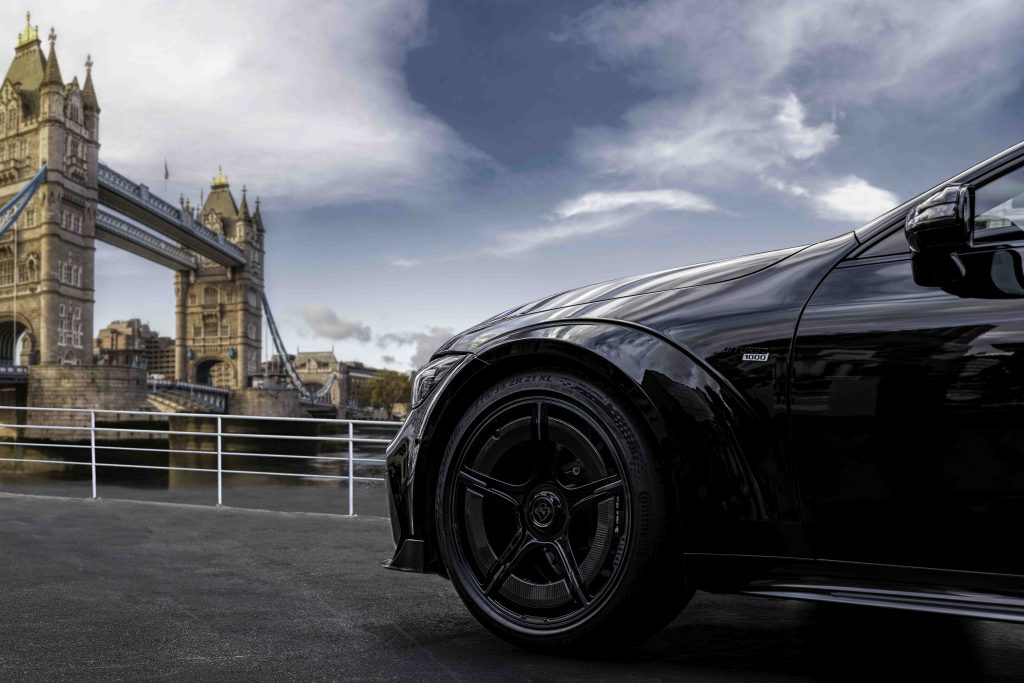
[7,1,1024,368]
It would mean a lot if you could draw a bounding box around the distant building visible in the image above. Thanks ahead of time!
[259,352,398,418]
[144,334,176,378]
[94,319,175,377]
[341,361,383,418]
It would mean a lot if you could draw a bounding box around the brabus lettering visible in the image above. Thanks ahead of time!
[742,352,770,362]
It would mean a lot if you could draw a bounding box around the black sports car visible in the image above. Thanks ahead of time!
[385,139,1024,652]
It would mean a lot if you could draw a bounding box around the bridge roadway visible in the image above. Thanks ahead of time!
[97,163,245,269]
[95,209,198,270]
[2,493,1022,681]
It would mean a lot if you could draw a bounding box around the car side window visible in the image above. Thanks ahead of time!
[857,226,910,258]
[974,165,1024,244]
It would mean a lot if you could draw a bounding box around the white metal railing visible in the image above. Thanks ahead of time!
[0,405,403,516]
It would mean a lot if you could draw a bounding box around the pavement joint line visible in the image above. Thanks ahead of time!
[0,491,390,522]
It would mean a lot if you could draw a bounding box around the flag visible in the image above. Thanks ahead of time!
[164,159,169,181]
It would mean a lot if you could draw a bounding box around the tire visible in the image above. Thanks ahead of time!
[435,368,692,653]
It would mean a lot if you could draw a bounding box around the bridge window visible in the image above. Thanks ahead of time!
[18,256,35,283]
[59,257,82,287]
[56,305,83,349]
[0,259,12,286]
[61,209,83,234]
[203,287,218,305]
[57,304,67,346]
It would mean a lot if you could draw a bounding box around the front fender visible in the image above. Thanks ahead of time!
[385,319,808,573]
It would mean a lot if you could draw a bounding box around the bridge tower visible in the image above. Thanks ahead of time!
[175,169,264,389]
[0,16,98,367]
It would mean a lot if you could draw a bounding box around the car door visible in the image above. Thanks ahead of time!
[790,165,1024,575]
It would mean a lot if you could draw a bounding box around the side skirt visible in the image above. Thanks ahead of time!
[744,583,1024,623]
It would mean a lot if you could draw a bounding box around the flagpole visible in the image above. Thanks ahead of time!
[12,215,16,364]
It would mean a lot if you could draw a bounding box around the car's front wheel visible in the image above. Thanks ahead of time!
[435,369,691,652]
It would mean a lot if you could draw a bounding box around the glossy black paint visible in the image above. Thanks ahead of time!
[386,139,1024,621]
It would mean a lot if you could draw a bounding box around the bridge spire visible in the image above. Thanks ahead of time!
[82,54,99,112]
[238,185,250,220]
[212,165,229,189]
[17,11,39,47]
[41,27,62,88]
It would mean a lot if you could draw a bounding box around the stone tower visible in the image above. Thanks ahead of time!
[0,15,98,366]
[174,169,264,388]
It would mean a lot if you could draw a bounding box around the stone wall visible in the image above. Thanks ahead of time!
[229,388,310,418]
[25,365,149,434]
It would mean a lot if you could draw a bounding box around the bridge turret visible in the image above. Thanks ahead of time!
[38,28,65,176]
[235,186,255,244]
[177,169,264,389]
[81,55,99,159]
[0,20,100,367]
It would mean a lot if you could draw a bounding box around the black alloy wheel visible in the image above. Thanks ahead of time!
[436,370,691,652]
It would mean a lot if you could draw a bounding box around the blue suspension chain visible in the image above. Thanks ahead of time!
[261,292,337,401]
[0,164,47,237]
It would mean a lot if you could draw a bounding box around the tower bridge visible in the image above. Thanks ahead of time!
[0,14,330,417]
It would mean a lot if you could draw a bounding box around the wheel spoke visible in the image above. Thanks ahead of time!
[531,401,549,443]
[566,474,623,512]
[458,468,524,508]
[550,536,590,607]
[530,402,561,481]
[483,527,536,595]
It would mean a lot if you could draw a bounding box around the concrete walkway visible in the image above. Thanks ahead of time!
[2,493,1022,681]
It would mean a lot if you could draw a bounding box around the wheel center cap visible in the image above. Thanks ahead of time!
[528,490,562,529]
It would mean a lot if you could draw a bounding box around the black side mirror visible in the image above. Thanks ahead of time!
[905,184,974,252]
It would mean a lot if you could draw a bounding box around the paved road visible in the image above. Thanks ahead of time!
[2,493,1023,682]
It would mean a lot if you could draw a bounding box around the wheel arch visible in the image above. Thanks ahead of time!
[411,320,762,572]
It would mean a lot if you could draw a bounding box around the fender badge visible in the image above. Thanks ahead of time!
[742,352,770,362]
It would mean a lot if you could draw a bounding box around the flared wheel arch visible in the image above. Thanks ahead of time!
[415,323,733,574]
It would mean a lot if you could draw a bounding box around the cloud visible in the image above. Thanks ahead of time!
[573,88,836,187]
[300,306,372,343]
[389,258,422,268]
[8,1,484,206]
[492,187,717,254]
[816,176,900,223]
[378,327,456,367]
[564,0,1024,191]
[763,177,810,198]
[554,189,715,219]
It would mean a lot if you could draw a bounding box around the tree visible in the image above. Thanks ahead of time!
[356,370,412,418]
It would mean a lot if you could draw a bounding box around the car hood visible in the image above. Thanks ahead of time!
[510,245,807,317]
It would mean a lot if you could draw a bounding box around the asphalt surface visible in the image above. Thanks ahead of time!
[3,494,1024,682]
